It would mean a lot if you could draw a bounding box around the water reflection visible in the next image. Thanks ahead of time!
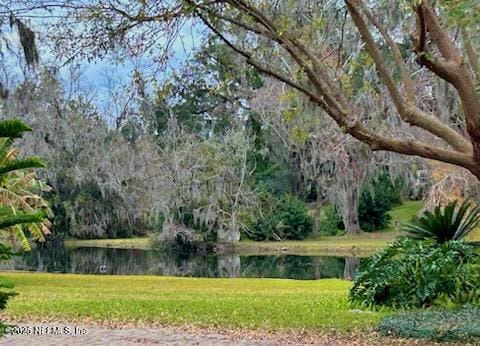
[0,244,364,280]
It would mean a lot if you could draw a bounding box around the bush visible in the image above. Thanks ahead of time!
[378,308,480,342]
[358,172,404,232]
[403,200,480,243]
[349,238,480,308]
[318,205,342,236]
[247,194,314,241]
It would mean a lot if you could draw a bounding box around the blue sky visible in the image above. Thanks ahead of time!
[77,19,203,88]
[5,13,204,108]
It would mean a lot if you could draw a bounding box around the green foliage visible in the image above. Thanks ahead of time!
[0,157,45,178]
[359,172,403,232]
[0,119,32,138]
[0,119,49,336]
[403,200,480,244]
[0,119,51,250]
[152,36,257,137]
[0,207,46,230]
[440,0,480,29]
[349,238,480,308]
[378,308,480,342]
[247,113,296,196]
[0,243,17,337]
[246,194,314,241]
[56,181,139,239]
[319,205,342,236]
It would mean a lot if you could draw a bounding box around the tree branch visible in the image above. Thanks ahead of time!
[347,0,471,154]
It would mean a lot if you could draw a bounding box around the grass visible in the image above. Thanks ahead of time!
[64,237,151,250]
[385,201,422,231]
[233,232,403,257]
[0,272,385,331]
[64,233,399,256]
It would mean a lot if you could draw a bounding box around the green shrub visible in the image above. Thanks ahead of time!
[357,171,406,232]
[319,205,341,236]
[247,194,314,241]
[349,238,480,308]
[404,200,480,243]
[378,308,480,342]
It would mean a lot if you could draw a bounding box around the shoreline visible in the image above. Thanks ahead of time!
[63,231,402,257]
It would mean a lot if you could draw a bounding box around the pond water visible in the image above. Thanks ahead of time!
[0,245,365,280]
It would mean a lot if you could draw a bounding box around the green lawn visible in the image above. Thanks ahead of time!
[64,237,151,250]
[0,272,385,331]
[234,232,403,256]
[385,201,422,231]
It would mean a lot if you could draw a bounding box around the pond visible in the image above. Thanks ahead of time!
[0,245,365,280]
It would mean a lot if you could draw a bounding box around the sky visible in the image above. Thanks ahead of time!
[3,9,204,110]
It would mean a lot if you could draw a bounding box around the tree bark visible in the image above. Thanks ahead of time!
[216,228,240,242]
[339,185,362,234]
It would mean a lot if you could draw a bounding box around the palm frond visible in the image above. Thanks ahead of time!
[0,119,32,138]
[0,207,46,230]
[0,157,45,177]
[0,119,52,251]
[13,225,30,251]
[0,138,13,165]
[27,223,45,242]
[0,188,34,210]
[9,172,36,189]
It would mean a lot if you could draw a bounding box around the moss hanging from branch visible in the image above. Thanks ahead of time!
[0,82,8,100]
[9,14,38,67]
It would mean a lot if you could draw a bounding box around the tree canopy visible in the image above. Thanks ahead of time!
[4,0,480,179]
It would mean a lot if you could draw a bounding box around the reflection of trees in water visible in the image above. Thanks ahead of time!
[240,255,346,279]
[343,257,361,280]
[156,252,218,277]
[218,254,240,277]
[0,243,72,272]
[0,245,364,279]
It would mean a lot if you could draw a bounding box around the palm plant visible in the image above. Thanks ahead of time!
[0,119,51,250]
[403,200,480,244]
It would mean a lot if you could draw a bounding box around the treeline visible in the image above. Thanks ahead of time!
[1,38,427,243]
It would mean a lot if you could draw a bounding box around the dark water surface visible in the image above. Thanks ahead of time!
[0,245,364,280]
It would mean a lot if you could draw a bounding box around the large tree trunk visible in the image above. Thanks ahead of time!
[339,185,362,234]
[217,228,240,242]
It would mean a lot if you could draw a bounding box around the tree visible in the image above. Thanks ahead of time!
[8,1,480,180]
[152,35,259,137]
[249,78,372,234]
[1,69,162,239]
[156,118,256,243]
